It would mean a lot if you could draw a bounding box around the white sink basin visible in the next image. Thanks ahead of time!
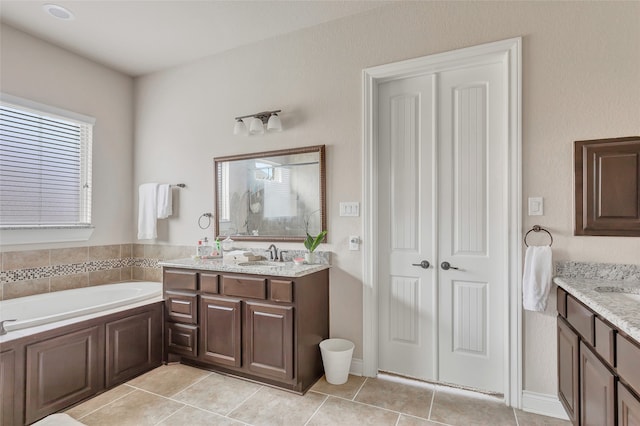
[595,287,640,303]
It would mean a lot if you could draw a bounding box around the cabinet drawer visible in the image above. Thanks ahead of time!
[166,323,198,358]
[201,273,219,294]
[165,291,198,324]
[566,295,594,345]
[594,317,615,367]
[557,287,567,318]
[222,275,267,300]
[270,280,293,303]
[164,269,198,291]
[617,334,640,396]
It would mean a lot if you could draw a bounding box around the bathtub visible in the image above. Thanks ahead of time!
[1,281,162,333]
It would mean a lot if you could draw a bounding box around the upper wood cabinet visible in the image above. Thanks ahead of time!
[574,136,640,236]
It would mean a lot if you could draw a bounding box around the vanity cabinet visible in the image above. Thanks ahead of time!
[557,287,640,426]
[163,266,329,393]
[200,295,242,367]
[558,316,580,424]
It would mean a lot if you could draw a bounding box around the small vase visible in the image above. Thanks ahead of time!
[304,252,315,264]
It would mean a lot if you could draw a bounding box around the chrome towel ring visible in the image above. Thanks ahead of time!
[524,225,553,247]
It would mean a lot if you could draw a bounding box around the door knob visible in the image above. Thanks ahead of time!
[440,261,459,270]
[411,260,430,269]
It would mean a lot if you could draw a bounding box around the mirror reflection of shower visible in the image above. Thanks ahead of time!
[214,145,326,242]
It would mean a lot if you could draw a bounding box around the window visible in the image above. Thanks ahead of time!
[0,94,95,229]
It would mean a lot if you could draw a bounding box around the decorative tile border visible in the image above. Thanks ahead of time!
[0,257,164,284]
[555,261,640,282]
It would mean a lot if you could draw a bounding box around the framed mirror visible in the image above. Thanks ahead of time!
[214,145,326,242]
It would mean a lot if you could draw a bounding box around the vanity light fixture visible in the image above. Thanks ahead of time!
[233,110,282,135]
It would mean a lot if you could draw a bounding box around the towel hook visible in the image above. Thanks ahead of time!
[524,225,553,247]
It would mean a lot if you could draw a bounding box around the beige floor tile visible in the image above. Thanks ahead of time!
[514,409,572,426]
[355,376,434,419]
[80,390,184,426]
[430,387,517,426]
[157,406,244,425]
[397,414,441,425]
[310,374,366,400]
[307,396,399,425]
[66,385,135,419]
[126,363,211,397]
[172,372,262,416]
[229,386,327,426]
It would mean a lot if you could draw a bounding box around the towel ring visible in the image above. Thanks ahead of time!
[524,225,553,247]
[198,212,213,230]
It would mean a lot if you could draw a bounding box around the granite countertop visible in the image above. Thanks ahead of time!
[159,257,330,278]
[554,276,640,342]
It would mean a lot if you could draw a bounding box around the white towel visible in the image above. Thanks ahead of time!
[157,184,173,219]
[523,245,553,311]
[138,183,159,240]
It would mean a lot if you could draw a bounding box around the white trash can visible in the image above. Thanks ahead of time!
[319,338,354,385]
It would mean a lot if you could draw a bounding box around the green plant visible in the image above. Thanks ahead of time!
[304,230,327,252]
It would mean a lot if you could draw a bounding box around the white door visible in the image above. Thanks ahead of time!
[378,74,437,380]
[378,61,507,393]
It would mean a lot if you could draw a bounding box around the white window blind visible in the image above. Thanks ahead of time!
[0,95,94,228]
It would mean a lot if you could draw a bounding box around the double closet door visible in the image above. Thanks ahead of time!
[377,61,507,394]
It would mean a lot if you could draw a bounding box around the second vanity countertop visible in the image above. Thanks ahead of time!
[554,276,640,342]
[159,257,330,278]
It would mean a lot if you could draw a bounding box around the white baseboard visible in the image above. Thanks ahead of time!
[349,358,364,376]
[521,390,570,420]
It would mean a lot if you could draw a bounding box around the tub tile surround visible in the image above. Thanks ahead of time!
[65,364,569,426]
[1,243,330,300]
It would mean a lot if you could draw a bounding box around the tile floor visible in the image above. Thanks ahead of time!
[65,364,571,426]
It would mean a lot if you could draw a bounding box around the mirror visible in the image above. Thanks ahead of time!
[214,145,326,242]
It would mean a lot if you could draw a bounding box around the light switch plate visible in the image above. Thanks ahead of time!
[528,197,544,216]
[340,202,360,217]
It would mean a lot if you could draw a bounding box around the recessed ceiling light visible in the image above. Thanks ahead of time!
[42,4,75,21]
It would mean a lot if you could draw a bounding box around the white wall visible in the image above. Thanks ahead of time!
[0,23,135,251]
[134,1,640,396]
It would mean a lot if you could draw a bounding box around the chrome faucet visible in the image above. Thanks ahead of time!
[267,244,278,261]
[0,319,17,335]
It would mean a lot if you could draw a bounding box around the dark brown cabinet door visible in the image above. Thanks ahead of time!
[1,350,17,426]
[618,382,640,426]
[200,295,242,367]
[25,325,104,424]
[575,136,640,236]
[558,317,580,425]
[167,322,198,358]
[245,301,294,381]
[580,341,615,426]
[106,308,162,388]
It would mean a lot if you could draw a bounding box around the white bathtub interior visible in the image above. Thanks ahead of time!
[1,281,162,333]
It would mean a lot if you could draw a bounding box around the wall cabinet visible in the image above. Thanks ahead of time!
[163,266,329,393]
[2,302,162,426]
[574,136,640,236]
[557,287,640,426]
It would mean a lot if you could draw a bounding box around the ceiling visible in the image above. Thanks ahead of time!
[0,0,390,77]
